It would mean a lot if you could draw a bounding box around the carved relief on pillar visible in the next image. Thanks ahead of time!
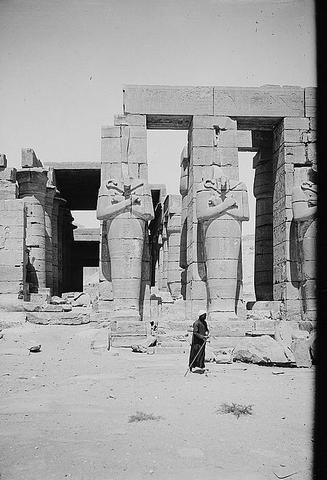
[164,195,182,300]
[96,176,154,321]
[196,165,249,321]
[291,166,317,321]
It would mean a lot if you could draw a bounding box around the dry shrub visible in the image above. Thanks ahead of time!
[217,403,253,419]
[128,411,163,423]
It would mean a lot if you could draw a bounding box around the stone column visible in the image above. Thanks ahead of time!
[51,193,62,296]
[45,184,56,293]
[57,196,67,295]
[188,116,247,326]
[16,168,48,294]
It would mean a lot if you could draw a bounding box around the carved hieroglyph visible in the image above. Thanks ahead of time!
[292,167,317,321]
[196,165,249,320]
[96,176,154,320]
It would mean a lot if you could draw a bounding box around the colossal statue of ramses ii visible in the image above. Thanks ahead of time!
[292,165,317,321]
[196,165,249,321]
[96,176,154,321]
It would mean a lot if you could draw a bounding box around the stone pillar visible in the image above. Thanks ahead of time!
[0,155,17,200]
[272,107,315,321]
[188,116,247,326]
[16,166,48,294]
[62,208,75,293]
[164,195,182,299]
[179,146,189,300]
[57,196,67,296]
[97,114,153,345]
[51,193,62,296]
[252,132,273,301]
[45,184,56,293]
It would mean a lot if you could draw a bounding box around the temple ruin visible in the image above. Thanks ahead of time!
[0,85,317,351]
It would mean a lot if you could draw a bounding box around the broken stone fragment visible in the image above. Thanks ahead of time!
[26,312,90,325]
[50,296,67,305]
[233,335,293,365]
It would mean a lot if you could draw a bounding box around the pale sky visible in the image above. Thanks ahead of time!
[0,0,316,233]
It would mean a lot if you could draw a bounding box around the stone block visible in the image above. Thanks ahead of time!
[214,147,238,166]
[114,114,146,126]
[21,148,43,168]
[26,311,90,325]
[191,147,214,166]
[237,130,252,150]
[283,117,310,130]
[123,85,214,115]
[101,137,121,164]
[214,86,304,117]
[191,129,214,147]
[101,126,121,138]
[209,320,253,337]
[127,137,147,164]
[128,126,147,138]
[233,335,293,364]
[304,87,316,117]
[0,168,16,182]
[291,338,312,367]
[0,154,7,169]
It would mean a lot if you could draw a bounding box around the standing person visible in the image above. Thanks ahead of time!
[188,310,209,373]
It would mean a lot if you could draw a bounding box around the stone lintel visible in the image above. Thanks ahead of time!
[44,162,101,170]
[123,85,214,115]
[214,86,304,117]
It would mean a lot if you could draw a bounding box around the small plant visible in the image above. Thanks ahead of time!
[128,411,163,423]
[217,402,253,419]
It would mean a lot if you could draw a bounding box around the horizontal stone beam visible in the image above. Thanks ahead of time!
[123,85,306,118]
[44,162,101,170]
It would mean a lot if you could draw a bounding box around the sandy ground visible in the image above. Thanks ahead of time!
[0,323,314,480]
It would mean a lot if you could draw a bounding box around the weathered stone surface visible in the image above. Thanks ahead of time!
[291,338,312,367]
[0,154,8,169]
[26,312,90,325]
[214,86,304,117]
[233,335,292,364]
[196,165,249,319]
[123,85,214,115]
[21,148,43,168]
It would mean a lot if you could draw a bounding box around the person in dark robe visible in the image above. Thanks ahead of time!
[188,309,209,372]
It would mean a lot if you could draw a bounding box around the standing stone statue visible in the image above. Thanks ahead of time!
[96,176,154,321]
[196,165,249,321]
[292,166,317,321]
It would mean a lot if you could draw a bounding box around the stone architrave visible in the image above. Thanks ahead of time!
[96,176,154,322]
[196,165,249,321]
[292,167,317,322]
